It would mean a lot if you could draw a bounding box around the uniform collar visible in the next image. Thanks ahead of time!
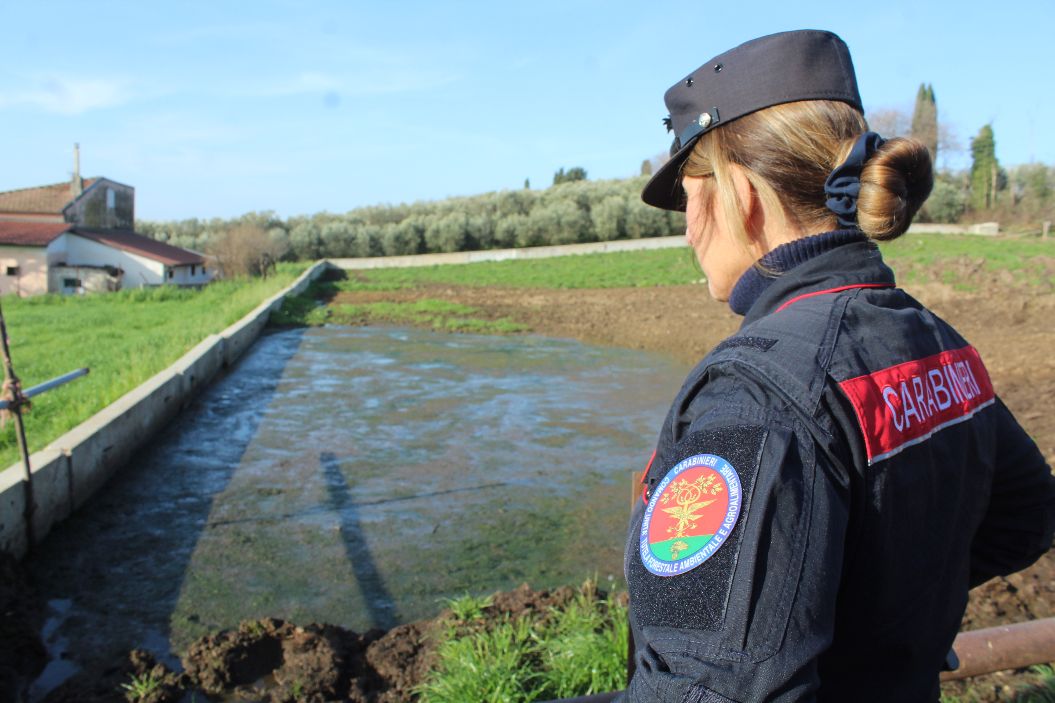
[737,232,895,326]
[728,229,867,316]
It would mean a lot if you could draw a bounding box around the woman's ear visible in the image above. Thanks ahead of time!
[728,164,766,254]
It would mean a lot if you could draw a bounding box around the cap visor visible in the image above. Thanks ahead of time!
[641,139,696,211]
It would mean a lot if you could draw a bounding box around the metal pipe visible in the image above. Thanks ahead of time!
[942,617,1055,681]
[0,367,90,409]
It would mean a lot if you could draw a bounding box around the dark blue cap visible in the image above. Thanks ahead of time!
[642,30,863,211]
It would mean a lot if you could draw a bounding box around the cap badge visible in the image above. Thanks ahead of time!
[697,113,712,129]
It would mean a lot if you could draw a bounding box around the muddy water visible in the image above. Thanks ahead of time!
[27,325,689,678]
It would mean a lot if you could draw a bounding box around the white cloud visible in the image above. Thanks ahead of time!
[0,74,133,115]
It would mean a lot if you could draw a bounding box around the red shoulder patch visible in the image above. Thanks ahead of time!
[838,345,995,464]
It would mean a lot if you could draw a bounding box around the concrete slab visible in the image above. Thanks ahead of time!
[0,465,27,556]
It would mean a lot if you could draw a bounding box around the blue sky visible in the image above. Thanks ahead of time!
[1,1,1051,221]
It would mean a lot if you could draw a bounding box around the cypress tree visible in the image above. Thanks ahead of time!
[969,124,998,210]
[910,83,938,163]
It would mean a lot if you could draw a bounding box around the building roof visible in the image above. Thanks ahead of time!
[0,179,99,215]
[72,228,205,266]
[0,221,72,246]
[0,222,204,266]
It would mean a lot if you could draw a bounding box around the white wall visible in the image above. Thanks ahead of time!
[0,245,50,296]
[167,262,213,286]
[52,233,166,287]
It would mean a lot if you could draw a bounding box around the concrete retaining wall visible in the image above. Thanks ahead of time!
[328,235,687,270]
[0,262,329,558]
[908,222,1000,235]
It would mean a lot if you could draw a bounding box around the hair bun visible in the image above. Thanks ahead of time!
[856,137,934,241]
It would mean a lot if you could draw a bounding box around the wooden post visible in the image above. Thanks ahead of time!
[1043,221,1051,240]
[0,299,34,548]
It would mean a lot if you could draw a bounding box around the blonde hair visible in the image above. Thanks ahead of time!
[681,100,933,252]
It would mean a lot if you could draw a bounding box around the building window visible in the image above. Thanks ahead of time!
[5,266,18,276]
[63,278,82,288]
[167,268,174,279]
[191,265,196,276]
[106,188,115,210]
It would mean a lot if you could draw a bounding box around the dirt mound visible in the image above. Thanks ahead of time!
[180,617,425,703]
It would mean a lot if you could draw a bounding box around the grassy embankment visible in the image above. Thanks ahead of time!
[0,263,309,469]
[274,232,1054,332]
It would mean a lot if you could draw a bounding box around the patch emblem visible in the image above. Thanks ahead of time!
[639,453,742,577]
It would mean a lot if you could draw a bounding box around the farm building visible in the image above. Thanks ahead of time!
[0,146,211,296]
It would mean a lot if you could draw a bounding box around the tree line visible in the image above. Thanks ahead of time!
[869,83,1054,226]
[136,176,686,277]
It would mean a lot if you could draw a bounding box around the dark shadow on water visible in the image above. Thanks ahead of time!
[25,328,309,688]
[319,451,398,630]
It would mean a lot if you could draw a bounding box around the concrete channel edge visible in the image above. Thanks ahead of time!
[0,261,330,558]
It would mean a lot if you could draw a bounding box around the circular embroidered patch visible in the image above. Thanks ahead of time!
[639,453,742,577]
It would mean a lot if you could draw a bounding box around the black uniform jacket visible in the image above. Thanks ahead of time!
[622,239,1055,702]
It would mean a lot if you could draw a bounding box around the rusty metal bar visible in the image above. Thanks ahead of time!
[942,617,1055,681]
[0,299,35,548]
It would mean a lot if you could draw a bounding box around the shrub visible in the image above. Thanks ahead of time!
[924,179,968,224]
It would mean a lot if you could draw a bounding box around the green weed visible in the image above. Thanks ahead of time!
[417,617,544,703]
[1016,664,1055,702]
[119,671,162,701]
[536,587,629,699]
[418,581,627,703]
[443,592,494,623]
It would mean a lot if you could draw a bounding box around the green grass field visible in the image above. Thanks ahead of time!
[331,233,1054,292]
[0,263,308,469]
[272,232,1053,331]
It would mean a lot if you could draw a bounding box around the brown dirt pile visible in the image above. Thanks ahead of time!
[33,583,584,703]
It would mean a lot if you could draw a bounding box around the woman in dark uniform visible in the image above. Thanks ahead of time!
[622,30,1055,702]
